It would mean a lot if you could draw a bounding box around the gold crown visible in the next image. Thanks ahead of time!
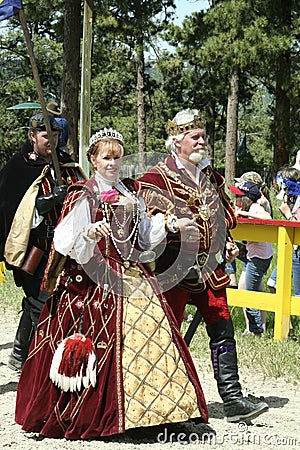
[166,115,206,136]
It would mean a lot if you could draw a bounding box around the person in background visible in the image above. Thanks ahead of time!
[46,101,69,153]
[229,181,273,336]
[0,112,84,371]
[232,171,273,333]
[15,128,208,439]
[234,171,272,216]
[138,108,269,423]
[267,165,300,339]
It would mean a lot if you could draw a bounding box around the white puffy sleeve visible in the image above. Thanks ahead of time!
[137,195,167,250]
[53,197,100,264]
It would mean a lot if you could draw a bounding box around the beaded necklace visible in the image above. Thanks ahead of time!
[108,203,131,237]
[95,176,141,267]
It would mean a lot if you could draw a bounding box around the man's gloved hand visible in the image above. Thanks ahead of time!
[35,185,67,216]
[53,185,67,205]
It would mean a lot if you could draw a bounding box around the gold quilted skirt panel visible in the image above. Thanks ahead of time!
[122,268,199,429]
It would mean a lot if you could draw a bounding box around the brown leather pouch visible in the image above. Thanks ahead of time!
[21,246,44,275]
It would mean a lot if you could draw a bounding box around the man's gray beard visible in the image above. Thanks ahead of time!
[189,150,207,163]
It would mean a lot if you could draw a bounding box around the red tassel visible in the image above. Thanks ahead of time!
[50,333,97,392]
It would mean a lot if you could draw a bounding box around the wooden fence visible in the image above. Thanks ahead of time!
[228,218,300,340]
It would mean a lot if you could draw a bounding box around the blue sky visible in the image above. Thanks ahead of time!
[147,0,209,56]
[175,0,210,23]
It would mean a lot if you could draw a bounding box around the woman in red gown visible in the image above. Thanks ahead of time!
[15,128,208,439]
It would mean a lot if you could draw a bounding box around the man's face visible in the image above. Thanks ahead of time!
[174,128,207,165]
[30,130,59,161]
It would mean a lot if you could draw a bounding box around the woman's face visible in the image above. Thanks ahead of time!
[235,195,244,208]
[91,146,123,182]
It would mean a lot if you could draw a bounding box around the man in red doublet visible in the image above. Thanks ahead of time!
[138,108,269,423]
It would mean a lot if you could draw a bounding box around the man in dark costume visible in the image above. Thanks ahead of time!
[0,113,84,371]
[138,108,269,423]
[46,101,69,153]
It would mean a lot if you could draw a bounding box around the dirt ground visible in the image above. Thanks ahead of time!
[0,310,299,450]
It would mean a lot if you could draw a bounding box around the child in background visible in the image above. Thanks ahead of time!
[234,171,272,215]
[229,172,272,333]
[229,181,273,336]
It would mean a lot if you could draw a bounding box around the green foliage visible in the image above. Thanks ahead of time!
[0,2,64,166]
[0,271,23,312]
[0,0,300,172]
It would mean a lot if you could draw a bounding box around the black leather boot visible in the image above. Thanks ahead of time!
[8,298,34,372]
[207,318,268,422]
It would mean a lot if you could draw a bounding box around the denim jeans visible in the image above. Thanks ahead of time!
[245,256,273,334]
[267,248,300,296]
[225,261,236,274]
[292,249,300,296]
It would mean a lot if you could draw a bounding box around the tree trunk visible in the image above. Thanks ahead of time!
[206,100,216,168]
[273,0,291,175]
[136,35,146,175]
[225,69,239,186]
[61,0,81,160]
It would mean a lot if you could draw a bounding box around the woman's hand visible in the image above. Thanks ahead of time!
[279,202,293,220]
[235,207,249,217]
[88,218,111,239]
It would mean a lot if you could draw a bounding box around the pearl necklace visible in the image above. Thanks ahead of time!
[104,201,140,244]
[96,177,141,266]
[108,202,130,237]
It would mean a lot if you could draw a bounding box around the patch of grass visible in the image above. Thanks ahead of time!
[229,304,300,335]
[0,270,23,313]
[235,331,300,382]
[182,311,300,384]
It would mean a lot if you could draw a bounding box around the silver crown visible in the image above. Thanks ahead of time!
[89,128,123,148]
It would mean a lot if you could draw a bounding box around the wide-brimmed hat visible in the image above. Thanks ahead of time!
[234,171,263,186]
[29,113,62,132]
[229,181,261,202]
[46,101,61,116]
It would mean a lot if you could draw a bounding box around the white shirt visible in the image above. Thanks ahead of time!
[246,203,273,260]
[172,151,210,185]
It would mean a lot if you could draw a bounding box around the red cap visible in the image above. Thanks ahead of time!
[229,181,261,202]
[229,185,245,196]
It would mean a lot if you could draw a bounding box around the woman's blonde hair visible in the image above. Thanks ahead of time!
[86,138,124,165]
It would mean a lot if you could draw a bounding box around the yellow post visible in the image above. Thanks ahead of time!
[230,220,299,341]
[0,262,6,284]
[273,226,293,340]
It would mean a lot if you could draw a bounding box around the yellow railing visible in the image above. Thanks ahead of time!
[0,261,6,284]
[227,218,300,340]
